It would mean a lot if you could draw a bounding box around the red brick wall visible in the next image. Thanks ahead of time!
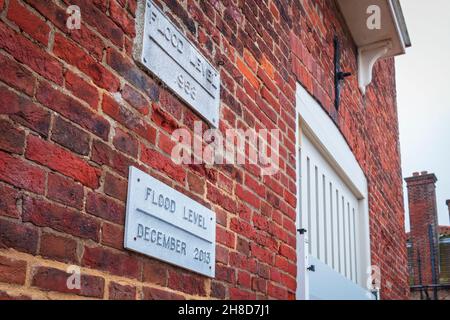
[0,0,408,299]
[405,172,440,286]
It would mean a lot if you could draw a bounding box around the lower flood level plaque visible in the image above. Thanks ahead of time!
[124,166,216,277]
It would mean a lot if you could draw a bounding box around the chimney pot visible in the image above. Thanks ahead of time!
[421,171,428,175]
[413,172,420,177]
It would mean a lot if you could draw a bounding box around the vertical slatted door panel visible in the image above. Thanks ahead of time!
[301,134,360,284]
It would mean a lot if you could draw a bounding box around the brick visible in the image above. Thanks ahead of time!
[0,21,63,84]
[0,184,20,218]
[140,144,186,184]
[106,48,158,97]
[23,0,66,30]
[36,81,110,140]
[279,243,296,262]
[86,192,125,225]
[26,135,100,189]
[91,139,135,178]
[0,256,27,285]
[25,0,104,59]
[158,132,176,156]
[216,264,236,284]
[142,260,168,286]
[104,173,127,202]
[229,288,256,300]
[110,0,135,37]
[101,222,123,250]
[0,119,25,154]
[39,232,78,263]
[113,127,139,158]
[216,245,229,264]
[167,270,207,296]
[230,217,255,238]
[53,33,119,92]
[102,94,156,143]
[252,277,268,293]
[121,84,149,115]
[127,0,137,16]
[243,49,258,73]
[0,290,31,300]
[32,266,104,298]
[51,116,90,156]
[236,184,260,209]
[82,245,140,279]
[210,281,226,299]
[206,185,236,213]
[0,218,39,254]
[237,57,259,89]
[47,172,84,210]
[142,287,185,300]
[187,172,205,195]
[158,89,183,121]
[108,282,136,300]
[23,196,100,241]
[65,71,99,109]
[0,151,46,194]
[267,282,288,299]
[151,104,180,134]
[237,271,251,288]
[67,0,124,47]
[0,53,35,96]
[7,0,50,45]
[0,86,50,137]
[216,226,236,248]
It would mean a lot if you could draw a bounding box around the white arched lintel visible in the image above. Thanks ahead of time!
[358,40,392,95]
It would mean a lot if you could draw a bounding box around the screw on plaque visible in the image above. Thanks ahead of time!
[307,265,316,272]
[297,228,307,235]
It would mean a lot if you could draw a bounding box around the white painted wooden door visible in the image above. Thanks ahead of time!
[299,133,371,300]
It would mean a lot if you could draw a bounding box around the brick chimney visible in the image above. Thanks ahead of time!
[405,171,440,286]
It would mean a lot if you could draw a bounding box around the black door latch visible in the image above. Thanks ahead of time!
[307,265,315,272]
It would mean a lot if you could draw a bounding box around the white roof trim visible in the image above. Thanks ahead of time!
[336,0,411,94]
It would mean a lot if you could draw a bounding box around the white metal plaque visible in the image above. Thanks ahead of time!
[124,166,216,277]
[136,0,220,127]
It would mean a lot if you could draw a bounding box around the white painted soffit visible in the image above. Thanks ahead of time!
[336,0,411,94]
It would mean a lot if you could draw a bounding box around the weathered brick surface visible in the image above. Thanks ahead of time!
[0,256,27,285]
[0,119,25,154]
[108,282,136,300]
[32,266,104,298]
[7,0,50,45]
[47,172,84,210]
[0,0,408,300]
[0,183,20,218]
[39,232,79,264]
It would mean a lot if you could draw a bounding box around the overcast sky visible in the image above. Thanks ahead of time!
[396,0,450,230]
